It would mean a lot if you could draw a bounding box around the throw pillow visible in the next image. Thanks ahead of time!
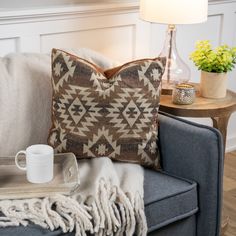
[48,49,165,169]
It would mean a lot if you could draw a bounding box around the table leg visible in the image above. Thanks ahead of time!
[211,114,231,235]
[211,114,231,150]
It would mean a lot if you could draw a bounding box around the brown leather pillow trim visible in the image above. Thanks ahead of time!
[104,57,165,79]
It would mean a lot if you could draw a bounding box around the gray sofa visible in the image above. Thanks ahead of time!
[147,112,223,236]
[0,52,223,236]
[0,113,224,236]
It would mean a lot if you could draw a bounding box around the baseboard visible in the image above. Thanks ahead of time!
[226,135,236,152]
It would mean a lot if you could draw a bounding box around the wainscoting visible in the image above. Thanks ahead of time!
[0,1,149,63]
[0,0,236,151]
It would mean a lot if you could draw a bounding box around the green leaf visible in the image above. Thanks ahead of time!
[190,40,236,73]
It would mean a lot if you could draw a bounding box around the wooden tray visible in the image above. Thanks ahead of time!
[0,153,80,199]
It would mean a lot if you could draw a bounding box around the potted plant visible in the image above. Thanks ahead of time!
[190,40,236,98]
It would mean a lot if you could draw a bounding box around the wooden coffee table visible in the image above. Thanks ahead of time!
[160,84,236,235]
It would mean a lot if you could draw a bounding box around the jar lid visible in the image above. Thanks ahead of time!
[175,83,195,90]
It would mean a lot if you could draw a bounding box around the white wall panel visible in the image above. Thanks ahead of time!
[40,26,135,63]
[0,38,18,56]
[178,14,223,83]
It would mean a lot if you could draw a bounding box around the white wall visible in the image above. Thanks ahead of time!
[0,0,236,151]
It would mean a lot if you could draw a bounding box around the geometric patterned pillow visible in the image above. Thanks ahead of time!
[48,49,165,169]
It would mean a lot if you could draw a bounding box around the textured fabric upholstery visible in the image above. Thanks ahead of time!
[148,216,196,236]
[144,170,198,232]
[158,112,224,236]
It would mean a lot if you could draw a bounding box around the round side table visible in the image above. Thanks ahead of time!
[160,87,236,150]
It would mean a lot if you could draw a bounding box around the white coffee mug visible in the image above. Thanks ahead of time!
[15,144,54,184]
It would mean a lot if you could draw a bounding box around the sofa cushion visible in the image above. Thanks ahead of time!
[144,169,198,232]
[48,49,166,169]
[0,169,198,236]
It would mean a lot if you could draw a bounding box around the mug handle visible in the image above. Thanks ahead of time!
[15,151,27,171]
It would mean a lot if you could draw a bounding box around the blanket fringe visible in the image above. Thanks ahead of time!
[0,178,147,236]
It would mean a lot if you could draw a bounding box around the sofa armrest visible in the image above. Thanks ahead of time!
[158,112,224,236]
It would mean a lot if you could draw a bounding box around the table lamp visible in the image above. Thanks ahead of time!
[140,0,208,93]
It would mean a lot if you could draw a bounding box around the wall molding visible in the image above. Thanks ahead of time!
[0,2,139,25]
[209,0,236,4]
[1,0,236,25]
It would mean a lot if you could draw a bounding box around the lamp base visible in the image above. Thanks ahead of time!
[161,80,175,95]
[159,24,191,94]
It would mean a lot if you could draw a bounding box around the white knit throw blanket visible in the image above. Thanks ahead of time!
[0,157,147,236]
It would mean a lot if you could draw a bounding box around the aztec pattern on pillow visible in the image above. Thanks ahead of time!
[48,49,165,169]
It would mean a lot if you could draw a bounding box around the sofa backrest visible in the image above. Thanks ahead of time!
[0,49,117,156]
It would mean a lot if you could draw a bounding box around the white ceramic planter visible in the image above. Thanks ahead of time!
[200,71,227,99]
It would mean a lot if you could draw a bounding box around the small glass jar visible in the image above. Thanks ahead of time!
[172,83,195,105]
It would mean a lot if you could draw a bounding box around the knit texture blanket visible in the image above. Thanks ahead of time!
[0,157,147,236]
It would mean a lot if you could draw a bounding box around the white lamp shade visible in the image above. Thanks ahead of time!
[140,0,208,24]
